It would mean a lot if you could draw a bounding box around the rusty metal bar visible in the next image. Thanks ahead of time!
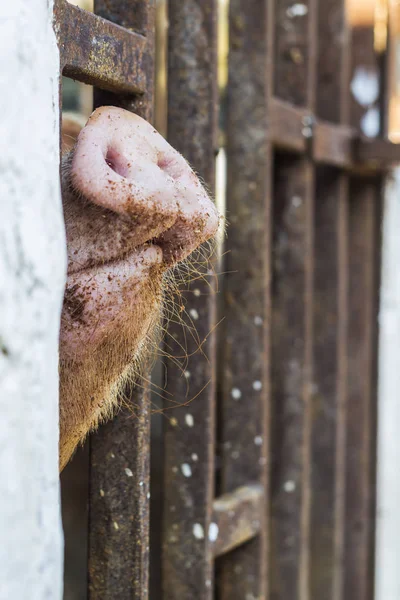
[211,484,264,557]
[217,0,272,598]
[86,2,155,599]
[269,98,308,153]
[270,98,400,170]
[269,1,316,598]
[340,19,382,600]
[161,1,218,598]
[55,0,148,94]
[343,180,379,600]
[313,121,354,168]
[307,2,351,599]
[355,137,400,167]
[269,155,314,600]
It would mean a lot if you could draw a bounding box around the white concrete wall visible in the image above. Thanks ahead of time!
[375,168,400,600]
[0,1,65,598]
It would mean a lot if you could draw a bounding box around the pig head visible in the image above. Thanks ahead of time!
[60,106,220,471]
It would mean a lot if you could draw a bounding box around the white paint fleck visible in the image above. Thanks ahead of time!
[231,387,242,400]
[209,522,219,542]
[286,3,308,17]
[292,195,302,208]
[254,436,263,446]
[284,480,296,493]
[351,67,379,107]
[110,453,115,459]
[193,523,205,539]
[181,463,192,477]
[170,417,178,427]
[361,107,380,138]
[147,492,151,499]
[193,288,201,297]
[139,481,144,487]
[185,414,194,427]
[252,380,263,391]
[124,468,133,477]
[100,489,105,497]
[191,453,199,462]
[205,579,212,588]
[189,308,199,320]
[113,521,119,531]
[254,316,263,326]
[184,370,191,379]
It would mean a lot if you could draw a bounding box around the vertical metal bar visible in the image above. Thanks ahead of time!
[270,2,316,599]
[87,3,155,599]
[343,179,379,600]
[161,1,218,598]
[311,2,351,600]
[217,0,272,597]
[342,18,381,600]
[350,24,380,136]
[333,175,350,600]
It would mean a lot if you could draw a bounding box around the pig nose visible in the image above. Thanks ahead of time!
[70,106,220,264]
[70,107,179,250]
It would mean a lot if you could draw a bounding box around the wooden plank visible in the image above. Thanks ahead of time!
[217,0,272,598]
[87,2,155,599]
[56,0,148,94]
[161,1,218,598]
[211,484,264,557]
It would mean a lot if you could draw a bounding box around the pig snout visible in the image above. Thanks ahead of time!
[59,106,221,469]
[69,106,220,267]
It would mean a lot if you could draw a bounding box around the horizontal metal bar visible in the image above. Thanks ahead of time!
[270,98,308,153]
[270,97,400,171]
[355,137,400,167]
[313,120,353,168]
[211,484,264,557]
[55,0,147,94]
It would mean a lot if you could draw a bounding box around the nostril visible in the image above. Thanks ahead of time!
[105,148,129,178]
[157,153,183,180]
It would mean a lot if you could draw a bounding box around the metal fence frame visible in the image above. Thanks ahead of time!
[55,1,399,598]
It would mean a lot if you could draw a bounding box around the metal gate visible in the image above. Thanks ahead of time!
[55,0,400,598]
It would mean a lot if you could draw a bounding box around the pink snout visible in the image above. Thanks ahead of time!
[70,106,220,265]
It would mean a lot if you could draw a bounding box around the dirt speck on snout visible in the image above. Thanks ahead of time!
[64,283,87,323]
